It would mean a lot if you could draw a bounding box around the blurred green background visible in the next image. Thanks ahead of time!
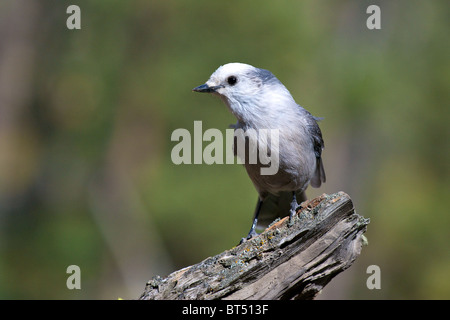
[0,0,448,299]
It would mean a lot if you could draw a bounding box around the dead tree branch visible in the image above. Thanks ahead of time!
[139,191,369,300]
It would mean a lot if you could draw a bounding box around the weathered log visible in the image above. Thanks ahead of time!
[139,191,369,300]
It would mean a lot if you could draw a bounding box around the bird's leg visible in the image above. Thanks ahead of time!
[240,198,263,244]
[289,191,299,222]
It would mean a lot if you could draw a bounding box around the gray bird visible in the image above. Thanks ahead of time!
[193,63,326,242]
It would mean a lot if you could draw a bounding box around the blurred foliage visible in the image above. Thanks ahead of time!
[0,0,448,299]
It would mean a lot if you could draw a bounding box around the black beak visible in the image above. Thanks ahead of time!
[192,84,223,93]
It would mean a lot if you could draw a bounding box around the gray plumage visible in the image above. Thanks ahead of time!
[193,63,325,241]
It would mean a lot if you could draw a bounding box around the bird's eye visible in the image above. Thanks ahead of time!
[227,76,237,86]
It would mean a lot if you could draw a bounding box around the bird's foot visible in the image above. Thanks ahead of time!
[239,229,259,245]
[288,191,300,226]
[288,208,297,226]
[288,203,300,226]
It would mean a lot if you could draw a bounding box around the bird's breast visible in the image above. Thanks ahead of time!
[235,126,316,195]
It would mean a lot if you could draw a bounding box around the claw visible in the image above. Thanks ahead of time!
[289,191,299,223]
[239,229,259,244]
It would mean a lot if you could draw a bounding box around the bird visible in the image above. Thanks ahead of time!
[192,63,326,242]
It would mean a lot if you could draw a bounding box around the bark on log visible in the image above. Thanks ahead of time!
[139,191,369,300]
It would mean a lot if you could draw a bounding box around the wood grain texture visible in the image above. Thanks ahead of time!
[139,191,369,300]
